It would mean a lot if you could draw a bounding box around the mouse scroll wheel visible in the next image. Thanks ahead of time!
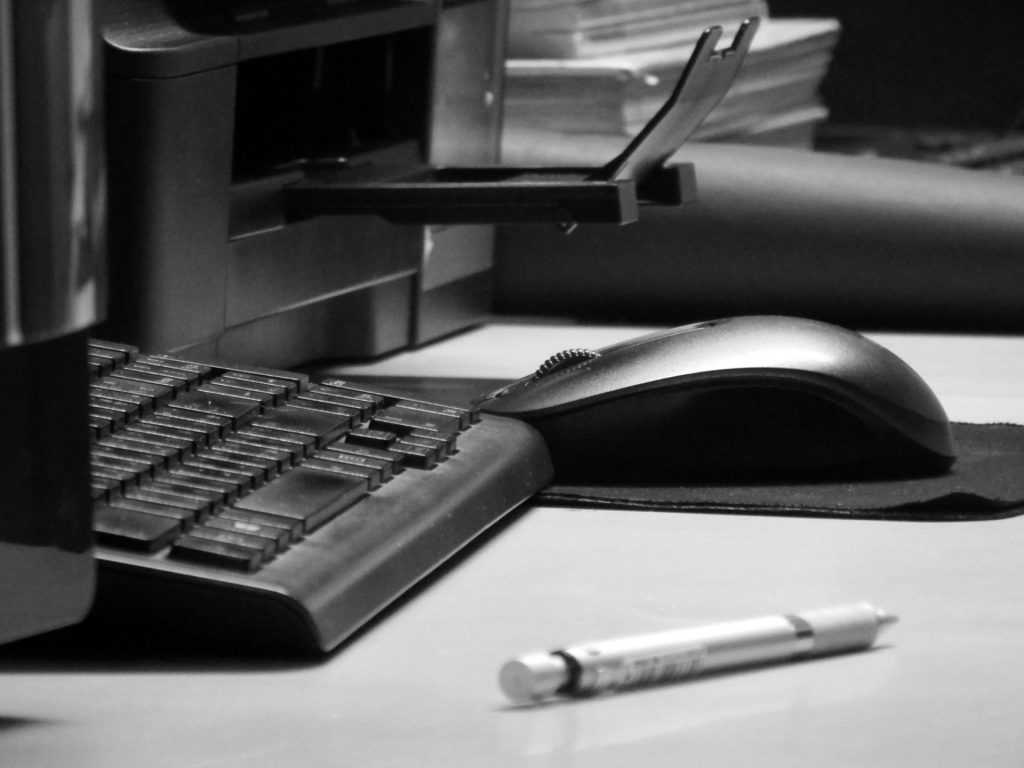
[533,349,600,380]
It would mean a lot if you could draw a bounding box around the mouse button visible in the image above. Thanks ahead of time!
[481,319,750,417]
[787,321,947,424]
[597,318,856,389]
[748,319,949,426]
[598,319,722,356]
[861,346,950,423]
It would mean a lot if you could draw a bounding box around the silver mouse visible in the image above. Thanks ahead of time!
[477,316,955,482]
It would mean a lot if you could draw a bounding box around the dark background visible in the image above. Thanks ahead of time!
[771,1,1024,131]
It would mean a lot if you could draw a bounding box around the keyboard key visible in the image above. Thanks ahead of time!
[94,375,175,409]
[303,384,377,419]
[211,376,289,407]
[89,339,139,363]
[124,485,213,520]
[186,452,272,486]
[176,458,257,493]
[90,464,135,491]
[187,524,277,560]
[166,466,244,502]
[371,405,461,436]
[219,370,299,401]
[217,507,302,543]
[250,404,351,446]
[235,425,317,456]
[145,354,213,382]
[390,440,437,469]
[93,504,184,553]
[109,497,196,528]
[87,343,135,374]
[89,403,126,430]
[316,380,387,413]
[332,441,405,474]
[215,364,307,397]
[144,413,224,446]
[88,385,152,415]
[167,388,260,428]
[226,433,302,467]
[396,400,475,429]
[218,439,293,468]
[111,368,190,397]
[200,382,277,409]
[346,427,399,450]
[124,359,199,392]
[91,474,122,500]
[290,396,361,421]
[395,433,450,460]
[300,456,375,490]
[89,419,112,441]
[88,353,116,378]
[169,535,265,572]
[149,477,228,509]
[202,515,291,552]
[233,467,365,533]
[117,427,192,456]
[96,434,181,467]
[91,451,154,480]
[123,422,198,456]
[410,427,457,454]
[211,443,286,478]
[90,393,140,421]
[322,444,396,481]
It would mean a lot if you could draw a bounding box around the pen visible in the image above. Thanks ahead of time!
[499,602,897,705]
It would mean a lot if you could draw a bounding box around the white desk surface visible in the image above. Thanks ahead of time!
[4,322,1024,768]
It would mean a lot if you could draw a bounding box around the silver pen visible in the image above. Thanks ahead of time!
[499,602,897,705]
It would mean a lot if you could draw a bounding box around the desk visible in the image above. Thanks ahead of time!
[4,322,1024,767]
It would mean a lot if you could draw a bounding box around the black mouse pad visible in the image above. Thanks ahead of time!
[536,423,1024,522]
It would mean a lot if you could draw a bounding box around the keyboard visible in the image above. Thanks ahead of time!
[85,340,552,653]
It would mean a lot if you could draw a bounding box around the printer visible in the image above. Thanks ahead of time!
[98,0,513,367]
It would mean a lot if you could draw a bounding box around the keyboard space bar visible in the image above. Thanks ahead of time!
[232,467,366,534]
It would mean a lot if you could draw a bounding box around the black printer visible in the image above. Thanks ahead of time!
[98,0,512,366]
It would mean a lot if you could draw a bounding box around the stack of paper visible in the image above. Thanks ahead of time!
[508,0,769,59]
[503,10,841,150]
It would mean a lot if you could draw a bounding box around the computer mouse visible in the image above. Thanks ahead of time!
[476,316,955,483]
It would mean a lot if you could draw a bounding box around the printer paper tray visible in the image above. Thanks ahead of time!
[283,164,697,227]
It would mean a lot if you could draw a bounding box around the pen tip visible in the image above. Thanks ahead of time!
[876,608,899,630]
[499,653,570,705]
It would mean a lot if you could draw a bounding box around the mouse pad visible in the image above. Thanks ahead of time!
[536,423,1024,522]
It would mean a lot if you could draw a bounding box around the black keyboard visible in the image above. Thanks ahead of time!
[85,340,552,653]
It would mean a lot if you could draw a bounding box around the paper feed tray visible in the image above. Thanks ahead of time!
[284,19,760,229]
